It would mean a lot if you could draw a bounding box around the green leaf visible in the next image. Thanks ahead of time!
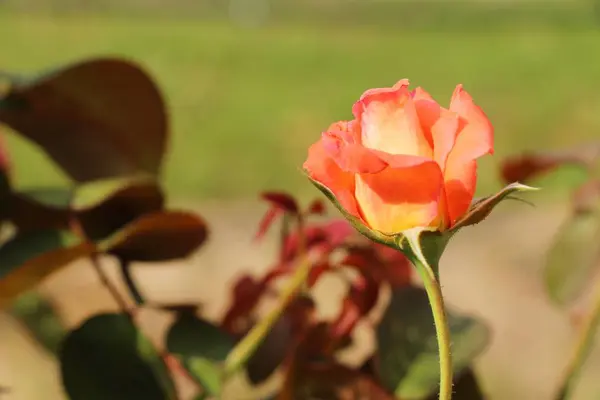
[452,182,538,231]
[73,175,165,241]
[0,57,168,182]
[60,313,177,400]
[0,230,94,307]
[544,209,600,305]
[376,286,490,399]
[9,291,66,354]
[99,211,208,262]
[166,314,235,396]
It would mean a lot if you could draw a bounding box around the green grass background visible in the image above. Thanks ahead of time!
[1,0,599,200]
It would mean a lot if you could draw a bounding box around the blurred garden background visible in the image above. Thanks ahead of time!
[2,0,600,399]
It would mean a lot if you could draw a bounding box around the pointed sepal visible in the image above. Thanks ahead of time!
[451,182,538,232]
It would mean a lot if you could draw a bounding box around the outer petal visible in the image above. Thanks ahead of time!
[411,86,435,102]
[444,159,477,226]
[303,139,363,223]
[355,156,444,234]
[444,85,494,226]
[449,84,494,161]
[352,80,433,157]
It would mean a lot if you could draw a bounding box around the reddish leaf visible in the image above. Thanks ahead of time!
[306,198,326,215]
[255,206,283,241]
[500,143,600,184]
[0,58,168,182]
[246,295,316,385]
[98,211,208,262]
[262,192,299,214]
[0,230,94,307]
[279,361,395,400]
[342,245,412,288]
[222,275,266,335]
[7,189,72,231]
[331,273,380,339]
[372,244,413,287]
[255,192,300,241]
[281,219,355,263]
[307,261,333,287]
[281,225,328,262]
[74,176,165,241]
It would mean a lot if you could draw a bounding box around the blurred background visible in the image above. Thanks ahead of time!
[1,0,600,399]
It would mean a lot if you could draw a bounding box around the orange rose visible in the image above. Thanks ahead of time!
[303,79,493,234]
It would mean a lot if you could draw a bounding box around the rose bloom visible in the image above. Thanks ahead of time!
[303,79,493,234]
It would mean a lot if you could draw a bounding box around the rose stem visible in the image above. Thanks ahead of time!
[404,231,453,400]
[556,276,600,400]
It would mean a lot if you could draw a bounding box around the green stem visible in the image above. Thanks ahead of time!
[405,231,453,400]
[222,255,312,377]
[556,277,600,400]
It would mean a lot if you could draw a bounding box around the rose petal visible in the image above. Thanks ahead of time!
[355,157,444,233]
[413,98,460,171]
[443,86,493,225]
[411,86,435,102]
[322,131,388,174]
[431,109,460,171]
[444,159,477,226]
[303,140,363,222]
[449,84,494,161]
[352,80,433,157]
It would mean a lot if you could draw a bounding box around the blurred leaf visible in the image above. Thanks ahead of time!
[74,175,165,241]
[9,291,66,354]
[60,313,176,400]
[331,273,379,340]
[221,275,266,335]
[306,198,326,215]
[166,314,235,395]
[0,230,94,307]
[278,362,395,400]
[544,209,600,305]
[572,179,600,215]
[99,211,207,262]
[246,295,316,385]
[425,367,486,400]
[376,286,490,399]
[246,315,292,385]
[262,192,299,214]
[7,187,72,231]
[0,57,168,182]
[453,183,537,231]
[501,142,600,184]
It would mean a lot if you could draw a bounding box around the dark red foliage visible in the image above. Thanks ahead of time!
[222,192,415,389]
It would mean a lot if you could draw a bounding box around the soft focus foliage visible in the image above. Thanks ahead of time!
[1,45,599,400]
[0,57,493,399]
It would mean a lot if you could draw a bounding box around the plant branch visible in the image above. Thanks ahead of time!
[222,254,312,377]
[556,277,600,400]
[118,257,146,306]
[223,213,310,377]
[89,252,132,314]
